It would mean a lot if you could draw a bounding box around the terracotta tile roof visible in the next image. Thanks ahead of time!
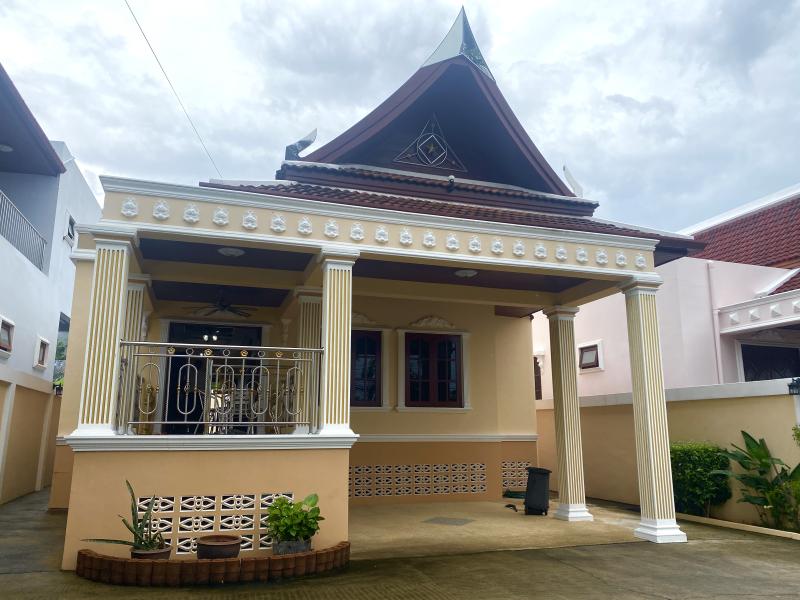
[691,196,800,267]
[200,180,698,249]
[772,271,800,295]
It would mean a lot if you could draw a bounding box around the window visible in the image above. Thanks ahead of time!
[34,337,50,369]
[533,357,543,400]
[741,344,800,382]
[578,340,603,372]
[64,215,76,245]
[405,332,462,407]
[351,330,382,407]
[0,316,14,356]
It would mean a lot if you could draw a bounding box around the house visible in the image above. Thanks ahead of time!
[532,183,800,522]
[0,63,101,505]
[54,10,698,569]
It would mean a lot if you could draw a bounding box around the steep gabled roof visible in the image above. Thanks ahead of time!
[303,11,572,197]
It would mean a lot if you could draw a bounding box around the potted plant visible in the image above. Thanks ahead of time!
[266,493,324,555]
[196,534,242,559]
[84,480,170,559]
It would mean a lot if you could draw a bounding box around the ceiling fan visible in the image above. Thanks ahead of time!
[183,289,257,318]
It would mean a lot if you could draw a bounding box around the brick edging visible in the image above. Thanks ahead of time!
[75,541,350,586]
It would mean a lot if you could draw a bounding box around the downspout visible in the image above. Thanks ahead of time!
[706,261,724,383]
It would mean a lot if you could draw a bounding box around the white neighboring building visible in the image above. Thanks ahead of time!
[0,63,101,503]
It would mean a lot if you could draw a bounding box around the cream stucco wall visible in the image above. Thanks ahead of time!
[537,390,800,524]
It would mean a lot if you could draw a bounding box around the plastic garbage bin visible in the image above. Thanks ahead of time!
[524,466,551,515]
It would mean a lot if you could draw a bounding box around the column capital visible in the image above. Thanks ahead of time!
[93,237,133,252]
[319,247,360,266]
[620,280,661,296]
[543,305,580,319]
[294,286,322,302]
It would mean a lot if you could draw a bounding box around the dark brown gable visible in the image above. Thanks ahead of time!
[303,55,572,196]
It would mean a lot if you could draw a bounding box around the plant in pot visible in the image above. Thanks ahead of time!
[84,480,170,559]
[266,494,324,555]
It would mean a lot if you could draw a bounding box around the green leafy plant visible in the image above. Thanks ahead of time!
[713,431,800,531]
[83,480,165,550]
[266,494,324,542]
[670,441,731,517]
[792,425,800,449]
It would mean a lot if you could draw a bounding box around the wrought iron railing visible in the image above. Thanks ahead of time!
[117,341,322,435]
[0,189,47,270]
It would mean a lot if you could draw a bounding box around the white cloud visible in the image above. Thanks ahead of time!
[1,0,798,231]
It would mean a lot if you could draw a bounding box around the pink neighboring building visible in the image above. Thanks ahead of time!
[532,183,800,402]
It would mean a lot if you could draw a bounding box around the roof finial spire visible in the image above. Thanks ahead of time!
[422,7,494,80]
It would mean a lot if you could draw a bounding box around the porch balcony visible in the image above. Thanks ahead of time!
[0,187,47,270]
[116,341,322,436]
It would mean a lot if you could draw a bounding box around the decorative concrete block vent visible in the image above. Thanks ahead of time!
[74,542,350,586]
[349,463,487,497]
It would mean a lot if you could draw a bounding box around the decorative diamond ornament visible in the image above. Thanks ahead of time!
[394,115,466,172]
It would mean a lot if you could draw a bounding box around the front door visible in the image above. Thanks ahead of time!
[164,322,263,434]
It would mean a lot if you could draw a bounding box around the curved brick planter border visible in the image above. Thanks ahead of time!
[75,542,350,586]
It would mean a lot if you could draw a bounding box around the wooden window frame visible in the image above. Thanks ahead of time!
[34,336,50,370]
[577,339,603,373]
[350,329,383,407]
[404,332,463,408]
[0,315,14,356]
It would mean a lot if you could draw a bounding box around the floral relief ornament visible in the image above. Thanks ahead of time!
[242,210,258,230]
[576,247,588,263]
[270,214,286,233]
[212,207,229,226]
[468,236,481,253]
[399,228,413,246]
[446,233,459,251]
[555,245,568,262]
[121,196,138,218]
[513,240,525,257]
[491,238,504,255]
[350,222,365,241]
[324,219,339,238]
[183,204,200,224]
[616,251,628,267]
[298,216,313,236]
[375,226,389,244]
[596,249,609,265]
[423,231,436,248]
[152,200,170,221]
[534,243,547,259]
[635,253,647,269]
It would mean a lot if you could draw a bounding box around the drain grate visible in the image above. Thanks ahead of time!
[423,516,474,526]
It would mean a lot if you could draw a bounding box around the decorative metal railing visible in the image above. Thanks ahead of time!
[117,341,322,435]
[0,189,47,271]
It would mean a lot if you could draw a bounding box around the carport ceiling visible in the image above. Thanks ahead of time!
[151,281,288,307]
[139,238,313,271]
[353,259,588,292]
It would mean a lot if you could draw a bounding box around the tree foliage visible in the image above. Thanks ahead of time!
[670,441,732,517]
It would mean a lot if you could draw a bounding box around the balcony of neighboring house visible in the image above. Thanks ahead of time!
[0,187,48,270]
[117,339,322,436]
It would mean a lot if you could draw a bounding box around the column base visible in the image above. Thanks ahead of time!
[554,503,594,521]
[634,518,687,543]
[69,424,117,437]
[317,423,357,437]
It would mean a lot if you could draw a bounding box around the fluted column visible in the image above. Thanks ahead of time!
[545,306,593,521]
[623,282,686,543]
[296,288,322,433]
[319,252,358,436]
[75,239,131,435]
[116,282,146,433]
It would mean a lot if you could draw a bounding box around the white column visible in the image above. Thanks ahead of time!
[319,251,358,436]
[623,282,686,543]
[74,239,131,436]
[544,306,593,521]
[0,383,16,495]
[117,282,146,433]
[296,289,322,433]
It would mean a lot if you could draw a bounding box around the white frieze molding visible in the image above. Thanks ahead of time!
[718,288,800,334]
[65,433,359,452]
[408,315,456,329]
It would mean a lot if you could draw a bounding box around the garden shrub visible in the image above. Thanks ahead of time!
[670,441,732,517]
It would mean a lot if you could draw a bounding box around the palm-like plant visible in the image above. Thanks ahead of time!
[83,480,165,551]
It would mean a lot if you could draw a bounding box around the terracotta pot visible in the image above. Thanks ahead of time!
[273,539,311,555]
[131,547,171,560]
[196,534,242,560]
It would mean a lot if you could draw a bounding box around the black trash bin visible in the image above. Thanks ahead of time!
[524,466,551,515]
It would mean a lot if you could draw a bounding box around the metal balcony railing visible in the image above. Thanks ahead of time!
[117,341,322,435]
[0,189,48,270]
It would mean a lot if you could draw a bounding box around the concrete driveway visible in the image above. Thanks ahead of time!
[2,490,800,599]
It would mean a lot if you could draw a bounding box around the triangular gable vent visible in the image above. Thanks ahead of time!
[393,115,466,172]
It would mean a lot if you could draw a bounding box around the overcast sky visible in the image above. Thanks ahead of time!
[1,0,798,231]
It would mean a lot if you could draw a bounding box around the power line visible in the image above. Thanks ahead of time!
[124,0,222,178]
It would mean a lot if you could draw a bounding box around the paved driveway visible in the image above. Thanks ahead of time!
[3,490,800,599]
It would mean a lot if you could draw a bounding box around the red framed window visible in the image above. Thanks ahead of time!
[351,330,382,407]
[405,333,463,407]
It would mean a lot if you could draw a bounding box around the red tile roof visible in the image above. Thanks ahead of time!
[691,196,800,267]
[773,271,800,295]
[200,180,699,250]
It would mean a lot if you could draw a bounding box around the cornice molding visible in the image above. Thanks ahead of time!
[356,434,539,443]
[65,433,359,452]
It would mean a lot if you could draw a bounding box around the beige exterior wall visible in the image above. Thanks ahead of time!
[537,393,800,523]
[62,447,349,570]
